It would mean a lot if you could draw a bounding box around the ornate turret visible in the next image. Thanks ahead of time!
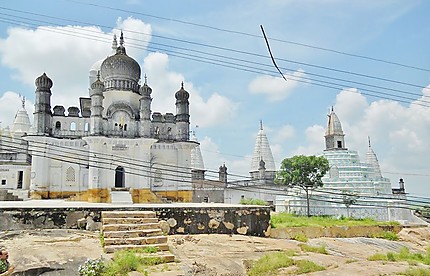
[33,73,53,134]
[100,31,141,93]
[90,72,105,135]
[324,107,346,150]
[175,82,190,141]
[139,75,152,137]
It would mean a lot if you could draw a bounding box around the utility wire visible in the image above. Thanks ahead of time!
[1,15,428,108]
[0,10,429,107]
[64,0,430,73]
[2,136,430,207]
[2,6,429,92]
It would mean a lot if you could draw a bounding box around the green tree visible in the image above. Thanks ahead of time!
[275,155,330,217]
[342,191,358,218]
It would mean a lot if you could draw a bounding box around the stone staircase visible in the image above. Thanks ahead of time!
[101,211,174,262]
[0,189,22,201]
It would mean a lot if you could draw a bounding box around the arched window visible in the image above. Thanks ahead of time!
[55,121,61,130]
[66,167,76,182]
[84,122,89,132]
[124,124,127,131]
[70,122,76,131]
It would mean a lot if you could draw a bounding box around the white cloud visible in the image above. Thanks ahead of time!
[291,124,325,156]
[273,124,295,143]
[143,52,237,127]
[0,18,236,128]
[248,70,305,101]
[0,17,150,108]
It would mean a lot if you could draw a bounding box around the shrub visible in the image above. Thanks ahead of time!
[78,258,105,276]
[372,231,399,241]
[239,198,268,206]
[103,250,164,276]
[399,267,430,276]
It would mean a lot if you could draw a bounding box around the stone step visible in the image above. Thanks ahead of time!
[102,223,161,232]
[104,243,170,254]
[102,217,159,225]
[136,251,175,263]
[103,229,163,239]
[110,191,133,204]
[104,236,168,246]
[102,211,156,219]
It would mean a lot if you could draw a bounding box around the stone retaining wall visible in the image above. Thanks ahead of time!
[0,206,271,236]
[269,225,403,239]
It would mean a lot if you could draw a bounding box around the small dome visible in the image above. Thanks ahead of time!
[100,32,141,93]
[175,82,189,101]
[53,105,65,116]
[35,73,53,90]
[91,78,104,91]
[139,75,152,96]
[67,106,80,117]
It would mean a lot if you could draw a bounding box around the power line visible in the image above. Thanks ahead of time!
[64,0,430,73]
[2,136,429,212]
[0,9,429,107]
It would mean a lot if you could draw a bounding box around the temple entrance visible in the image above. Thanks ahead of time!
[115,166,125,188]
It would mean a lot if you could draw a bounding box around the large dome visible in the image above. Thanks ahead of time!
[100,32,141,93]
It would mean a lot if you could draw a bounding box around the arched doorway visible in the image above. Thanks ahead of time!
[115,166,125,188]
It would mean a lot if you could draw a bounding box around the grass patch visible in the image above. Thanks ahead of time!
[372,231,399,241]
[294,259,325,274]
[247,251,325,276]
[240,198,268,206]
[292,233,308,242]
[299,243,328,255]
[248,251,294,276]
[103,250,164,276]
[345,259,357,264]
[99,231,105,247]
[271,212,400,228]
[367,253,388,261]
[398,267,430,276]
[368,247,430,266]
[79,248,166,276]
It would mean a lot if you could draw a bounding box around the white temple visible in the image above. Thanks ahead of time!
[275,108,416,222]
[0,32,201,203]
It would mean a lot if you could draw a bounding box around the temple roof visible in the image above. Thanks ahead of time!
[250,121,276,173]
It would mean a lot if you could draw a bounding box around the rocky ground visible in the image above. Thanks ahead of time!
[1,227,429,275]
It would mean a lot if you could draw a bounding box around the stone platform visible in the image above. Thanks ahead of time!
[0,200,271,236]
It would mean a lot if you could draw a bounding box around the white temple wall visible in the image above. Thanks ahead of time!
[0,165,31,190]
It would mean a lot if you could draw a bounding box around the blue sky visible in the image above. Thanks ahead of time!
[0,0,429,197]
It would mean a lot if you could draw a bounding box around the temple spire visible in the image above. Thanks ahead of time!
[120,31,124,47]
[111,34,117,52]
